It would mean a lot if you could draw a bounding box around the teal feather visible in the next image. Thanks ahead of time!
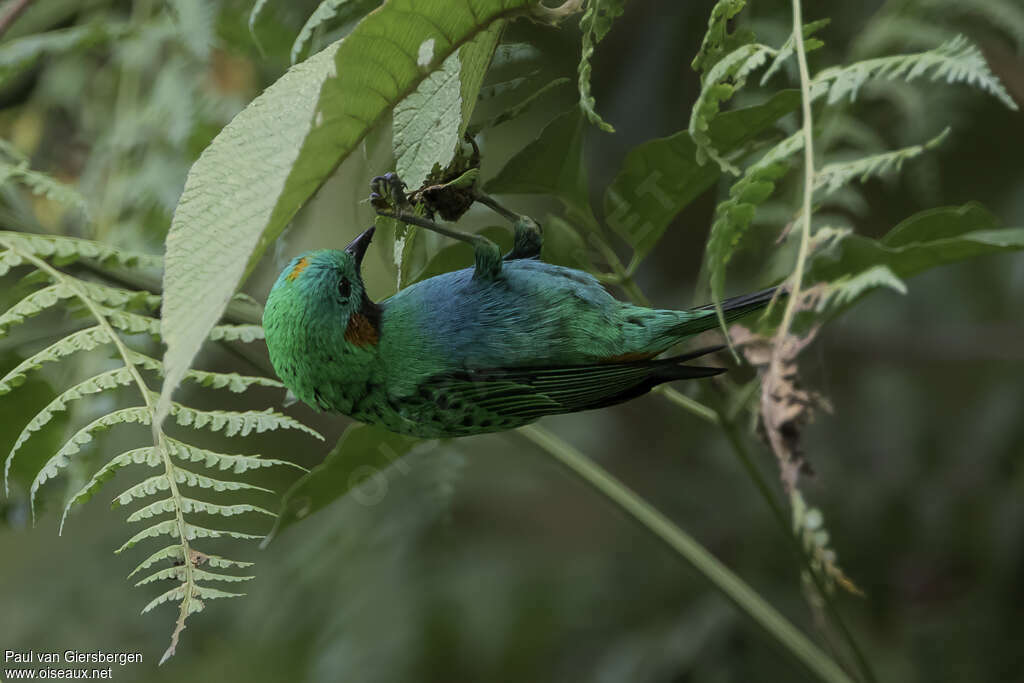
[263,228,779,438]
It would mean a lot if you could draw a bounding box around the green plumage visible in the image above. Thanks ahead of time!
[263,226,777,437]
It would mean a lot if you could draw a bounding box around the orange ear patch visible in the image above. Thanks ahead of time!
[286,257,310,281]
[345,313,379,347]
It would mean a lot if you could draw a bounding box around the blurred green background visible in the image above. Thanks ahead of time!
[1,0,1023,681]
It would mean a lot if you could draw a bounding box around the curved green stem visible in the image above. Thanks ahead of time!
[519,424,853,683]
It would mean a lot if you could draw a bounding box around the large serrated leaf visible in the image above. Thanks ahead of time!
[157,0,539,438]
[485,108,596,228]
[394,51,464,190]
[603,91,800,258]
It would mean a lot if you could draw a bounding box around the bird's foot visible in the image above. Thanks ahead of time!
[505,215,543,260]
[369,172,409,212]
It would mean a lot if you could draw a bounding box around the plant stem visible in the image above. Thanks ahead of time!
[773,0,816,356]
[519,424,853,683]
[656,385,719,424]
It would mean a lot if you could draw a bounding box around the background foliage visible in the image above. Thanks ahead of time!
[1,0,1023,680]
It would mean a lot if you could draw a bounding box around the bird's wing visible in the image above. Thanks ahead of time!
[414,347,725,422]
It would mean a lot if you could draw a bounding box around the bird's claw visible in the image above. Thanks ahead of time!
[369,172,409,212]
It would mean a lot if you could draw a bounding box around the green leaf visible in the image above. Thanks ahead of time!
[264,424,424,545]
[541,215,593,271]
[485,109,596,228]
[158,0,539,439]
[291,0,379,64]
[577,0,626,132]
[394,51,465,190]
[603,91,799,257]
[475,76,572,132]
[392,20,498,190]
[808,203,1024,308]
[456,24,503,139]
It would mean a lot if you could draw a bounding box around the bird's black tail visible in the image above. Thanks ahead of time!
[672,286,783,338]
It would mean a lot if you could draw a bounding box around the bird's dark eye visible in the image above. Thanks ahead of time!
[337,278,351,299]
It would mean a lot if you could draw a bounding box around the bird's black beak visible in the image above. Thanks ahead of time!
[344,226,375,268]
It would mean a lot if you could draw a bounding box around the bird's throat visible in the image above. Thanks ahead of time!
[345,312,379,347]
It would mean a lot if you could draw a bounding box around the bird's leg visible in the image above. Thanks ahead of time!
[370,172,502,280]
[471,190,544,260]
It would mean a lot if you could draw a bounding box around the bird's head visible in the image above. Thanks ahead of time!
[265,226,381,349]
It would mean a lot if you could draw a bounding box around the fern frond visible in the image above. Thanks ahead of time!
[169,403,324,440]
[0,283,76,337]
[126,496,274,523]
[0,159,90,216]
[691,0,752,76]
[816,264,907,311]
[77,281,162,311]
[111,469,273,510]
[101,308,162,335]
[815,127,950,195]
[124,349,284,393]
[167,466,276,496]
[142,585,187,614]
[117,520,263,554]
[0,232,163,271]
[813,35,1018,110]
[134,566,254,587]
[60,447,162,533]
[0,249,25,276]
[165,437,305,474]
[792,490,863,596]
[0,327,111,394]
[577,0,625,133]
[7,367,140,489]
[761,19,830,85]
[128,545,186,578]
[706,132,804,318]
[207,324,266,342]
[30,407,154,512]
[194,585,247,600]
[690,43,777,174]
[0,227,315,661]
